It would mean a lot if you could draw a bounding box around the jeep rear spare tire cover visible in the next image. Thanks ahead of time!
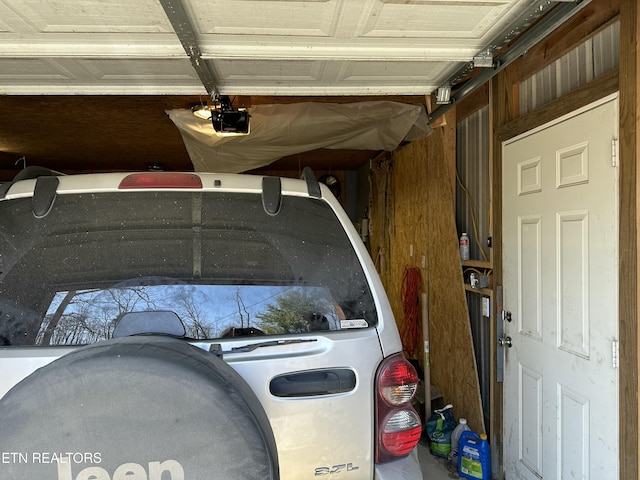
[0,336,279,479]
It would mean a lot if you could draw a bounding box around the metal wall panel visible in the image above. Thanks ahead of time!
[519,21,619,115]
[456,105,491,429]
[467,293,491,430]
[456,105,491,262]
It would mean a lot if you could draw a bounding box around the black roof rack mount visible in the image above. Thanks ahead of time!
[301,167,321,199]
[261,176,282,216]
[0,166,64,200]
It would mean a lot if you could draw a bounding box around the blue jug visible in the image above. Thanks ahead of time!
[458,430,491,480]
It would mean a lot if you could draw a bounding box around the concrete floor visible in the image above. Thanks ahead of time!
[417,443,459,480]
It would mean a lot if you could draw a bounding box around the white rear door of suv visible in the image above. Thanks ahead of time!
[0,170,423,479]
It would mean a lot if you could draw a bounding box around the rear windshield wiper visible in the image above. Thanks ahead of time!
[209,338,317,357]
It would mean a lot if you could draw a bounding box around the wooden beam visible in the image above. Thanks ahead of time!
[456,84,489,123]
[490,71,508,479]
[495,69,619,142]
[443,108,457,197]
[618,0,639,478]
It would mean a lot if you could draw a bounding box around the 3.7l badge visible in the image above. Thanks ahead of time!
[315,463,359,476]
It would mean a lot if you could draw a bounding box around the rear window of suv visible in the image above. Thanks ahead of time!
[0,190,377,346]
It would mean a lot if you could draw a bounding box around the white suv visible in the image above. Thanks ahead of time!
[0,168,423,480]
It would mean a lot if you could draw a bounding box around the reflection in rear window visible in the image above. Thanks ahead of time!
[38,285,342,346]
[0,191,376,346]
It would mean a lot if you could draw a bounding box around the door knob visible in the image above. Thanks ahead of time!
[498,335,513,348]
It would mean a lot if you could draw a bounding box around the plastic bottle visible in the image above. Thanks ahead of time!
[459,233,470,261]
[458,431,491,480]
[449,418,471,461]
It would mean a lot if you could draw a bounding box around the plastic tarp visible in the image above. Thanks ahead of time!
[166,101,431,173]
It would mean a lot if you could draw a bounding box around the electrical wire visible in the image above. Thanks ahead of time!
[455,168,488,261]
[400,266,421,359]
[465,267,493,277]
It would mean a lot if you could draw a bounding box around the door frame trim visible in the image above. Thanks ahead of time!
[491,68,624,478]
[503,93,619,147]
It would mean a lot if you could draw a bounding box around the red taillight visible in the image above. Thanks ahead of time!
[381,411,422,456]
[118,173,203,189]
[379,359,419,405]
[375,354,421,463]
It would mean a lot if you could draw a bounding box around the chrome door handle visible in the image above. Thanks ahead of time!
[498,335,513,348]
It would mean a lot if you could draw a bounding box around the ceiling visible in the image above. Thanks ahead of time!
[0,0,576,180]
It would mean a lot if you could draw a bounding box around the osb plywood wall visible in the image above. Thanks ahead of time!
[370,130,485,434]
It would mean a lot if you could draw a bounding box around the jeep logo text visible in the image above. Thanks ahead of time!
[57,459,184,480]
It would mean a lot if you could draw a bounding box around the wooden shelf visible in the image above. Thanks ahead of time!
[462,260,493,295]
[464,284,493,296]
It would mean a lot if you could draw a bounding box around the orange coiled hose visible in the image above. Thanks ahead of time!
[400,266,421,359]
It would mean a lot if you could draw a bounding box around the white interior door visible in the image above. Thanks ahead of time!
[502,95,619,479]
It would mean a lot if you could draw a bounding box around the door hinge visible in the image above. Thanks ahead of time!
[612,339,619,369]
[611,138,618,167]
